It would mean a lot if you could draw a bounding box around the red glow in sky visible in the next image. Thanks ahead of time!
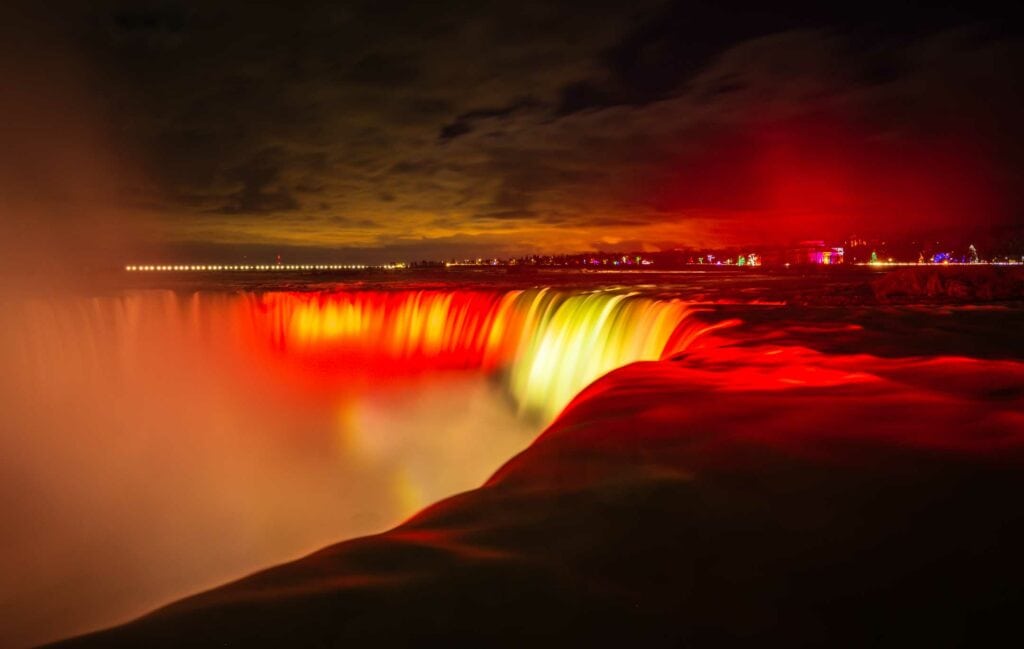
[655,114,1003,244]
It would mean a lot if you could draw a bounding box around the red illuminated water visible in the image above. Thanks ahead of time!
[1,271,1022,646]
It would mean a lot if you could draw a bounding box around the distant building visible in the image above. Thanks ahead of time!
[796,240,844,265]
[761,241,844,266]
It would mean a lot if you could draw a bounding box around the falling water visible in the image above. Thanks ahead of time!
[0,287,711,647]
[256,288,708,418]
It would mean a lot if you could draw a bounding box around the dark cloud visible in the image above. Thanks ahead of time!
[6,0,1022,261]
[344,53,421,86]
[555,81,616,116]
[555,0,1022,115]
[439,97,543,141]
[216,148,300,214]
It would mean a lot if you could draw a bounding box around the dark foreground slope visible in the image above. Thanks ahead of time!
[51,339,1024,647]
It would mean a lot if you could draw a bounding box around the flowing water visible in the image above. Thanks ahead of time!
[0,286,713,647]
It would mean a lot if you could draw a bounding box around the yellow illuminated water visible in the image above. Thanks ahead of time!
[260,288,707,420]
[504,290,702,418]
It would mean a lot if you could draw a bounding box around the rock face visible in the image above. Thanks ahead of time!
[47,334,1024,648]
[870,266,1024,303]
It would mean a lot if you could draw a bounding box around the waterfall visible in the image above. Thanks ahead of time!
[253,288,707,419]
[6,288,709,421]
[0,286,712,646]
[504,290,702,418]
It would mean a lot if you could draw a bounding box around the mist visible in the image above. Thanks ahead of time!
[0,291,536,647]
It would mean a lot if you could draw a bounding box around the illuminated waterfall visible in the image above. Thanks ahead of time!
[0,286,709,647]
[261,290,522,369]
[257,288,706,419]
[503,290,701,418]
[8,288,708,421]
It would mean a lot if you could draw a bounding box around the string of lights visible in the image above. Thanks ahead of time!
[125,264,407,272]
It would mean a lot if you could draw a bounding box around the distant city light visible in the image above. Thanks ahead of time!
[123,249,1024,273]
[860,260,1021,267]
[125,263,407,272]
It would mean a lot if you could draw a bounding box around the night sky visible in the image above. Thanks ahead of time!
[2,1,1022,265]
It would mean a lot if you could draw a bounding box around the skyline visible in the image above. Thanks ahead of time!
[118,229,1023,268]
